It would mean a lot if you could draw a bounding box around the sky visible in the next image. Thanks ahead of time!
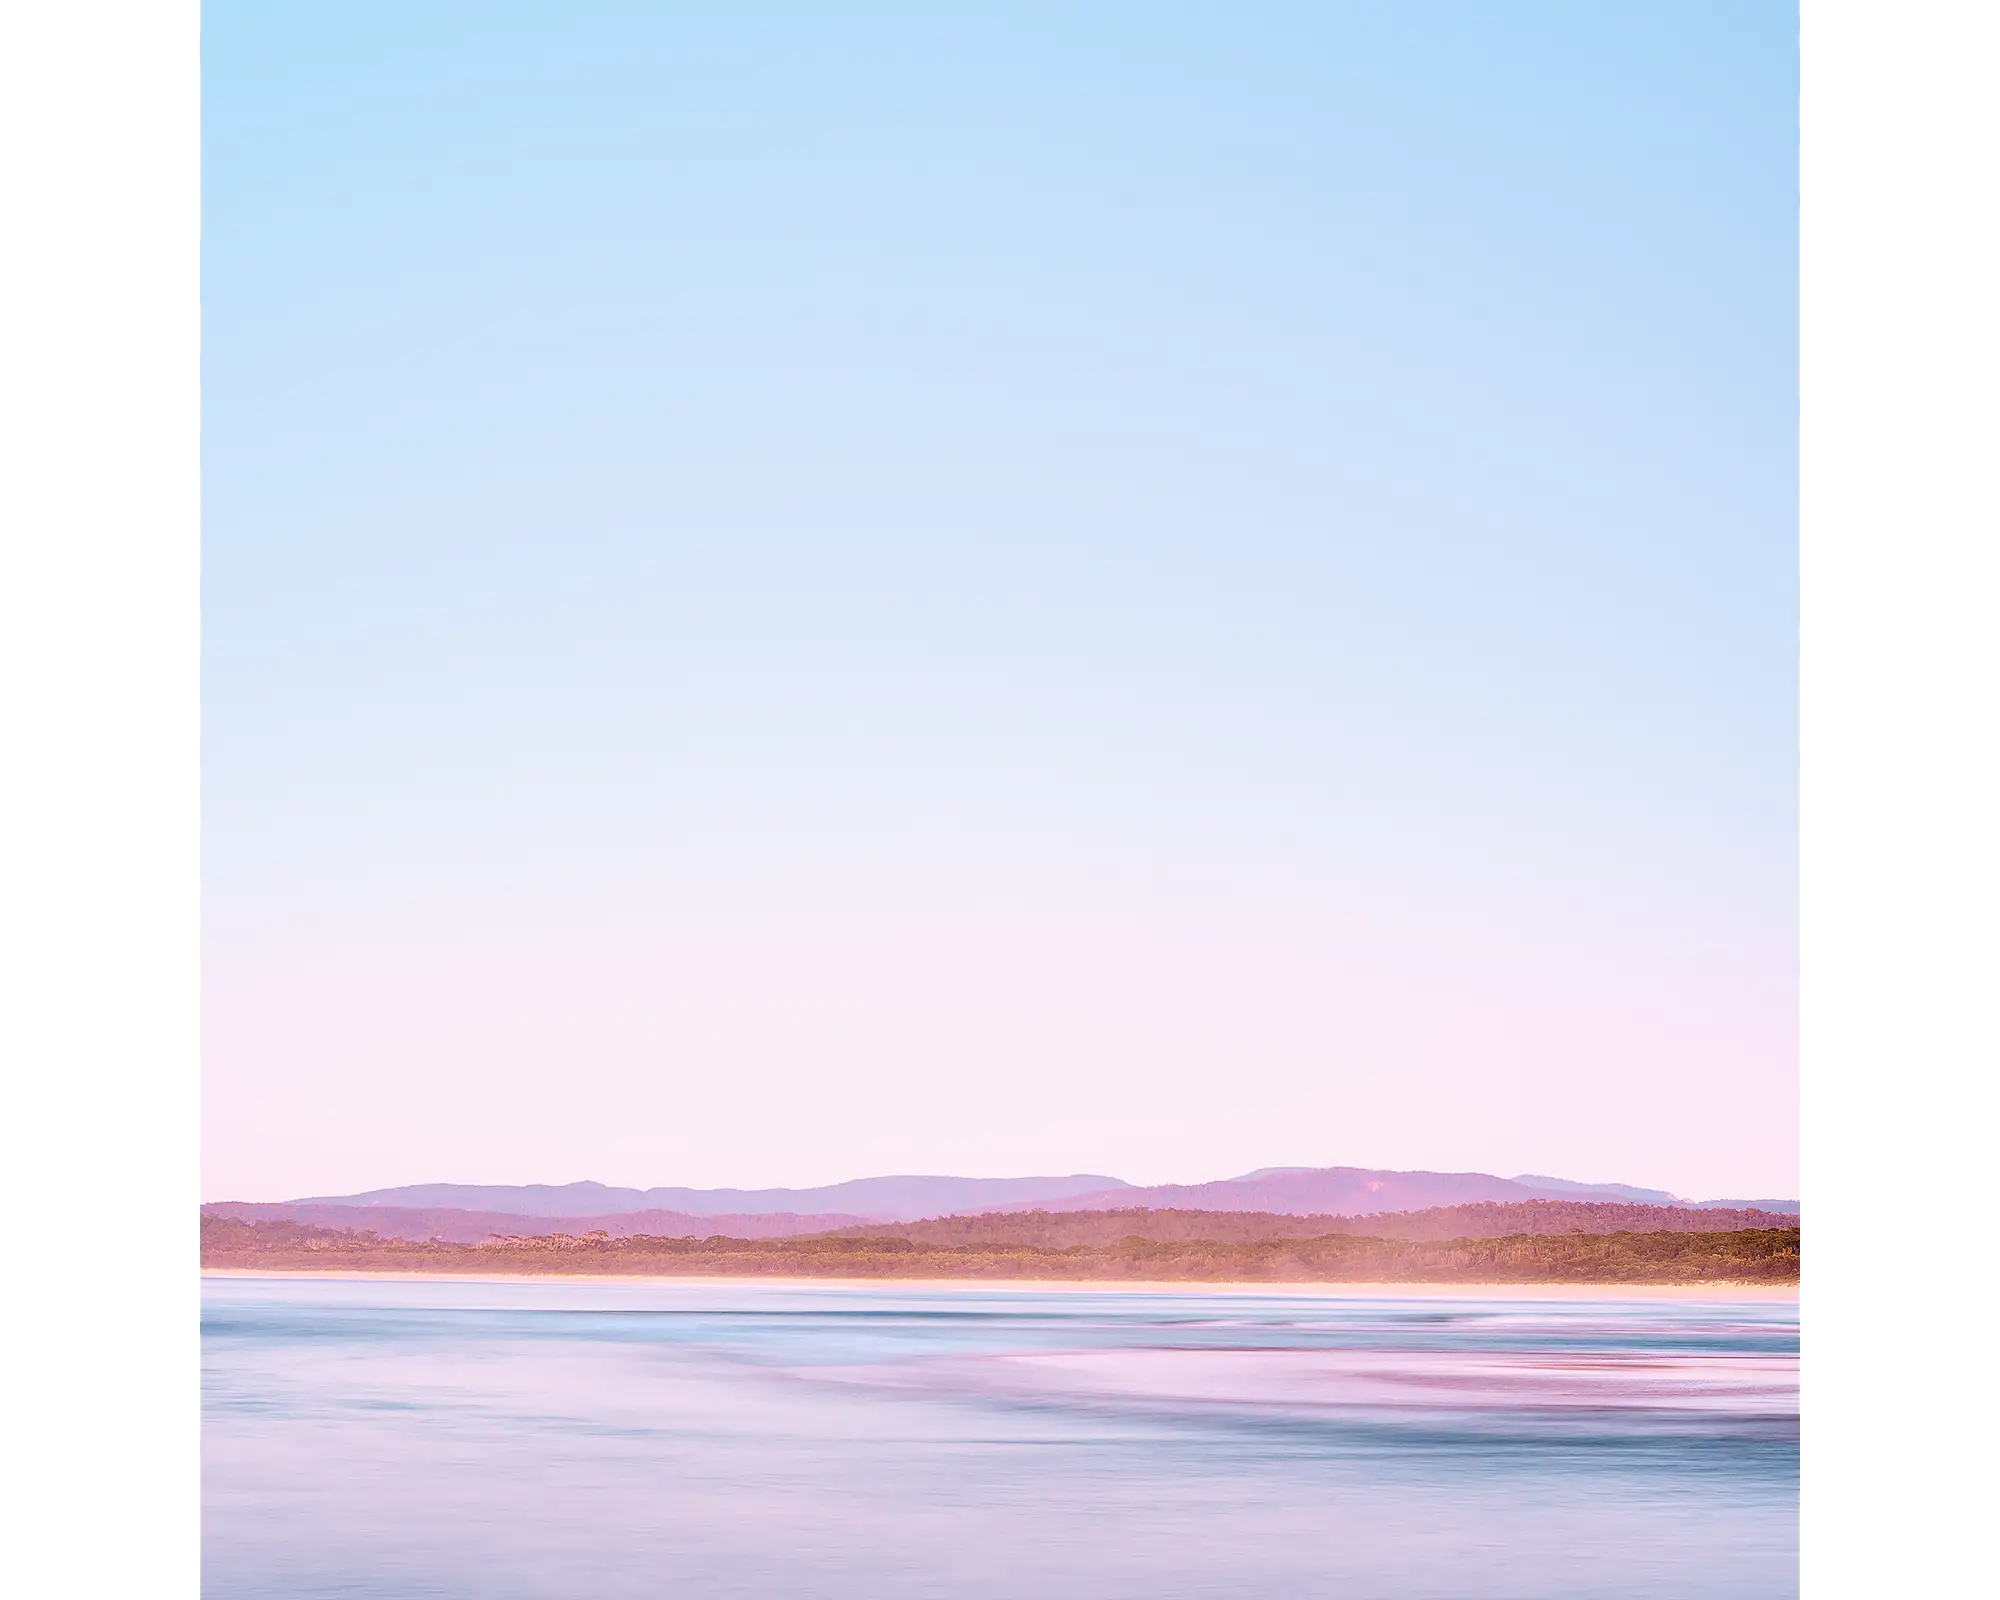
[202,1,1798,1203]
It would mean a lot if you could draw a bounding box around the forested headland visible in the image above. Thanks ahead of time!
[201,1205,1799,1285]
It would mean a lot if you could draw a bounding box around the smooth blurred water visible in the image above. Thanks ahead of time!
[203,1275,1797,1599]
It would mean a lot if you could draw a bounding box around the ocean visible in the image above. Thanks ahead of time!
[203,1274,1798,1598]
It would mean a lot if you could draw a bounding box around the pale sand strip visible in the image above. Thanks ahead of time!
[201,1268,1796,1302]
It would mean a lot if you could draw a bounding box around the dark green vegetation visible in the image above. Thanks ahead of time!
[202,1210,1799,1284]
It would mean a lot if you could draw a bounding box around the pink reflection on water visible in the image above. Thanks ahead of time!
[822,1344,1798,1415]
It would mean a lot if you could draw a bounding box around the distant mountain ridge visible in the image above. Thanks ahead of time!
[259,1166,1797,1230]
[988,1167,1800,1218]
[201,1202,882,1244]
[289,1174,1131,1221]
[993,1168,1573,1217]
[1512,1174,1797,1213]
[1512,1174,1679,1205]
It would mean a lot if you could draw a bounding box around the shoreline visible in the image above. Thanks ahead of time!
[201,1268,1797,1301]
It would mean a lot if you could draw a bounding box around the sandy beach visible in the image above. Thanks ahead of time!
[202,1267,1797,1301]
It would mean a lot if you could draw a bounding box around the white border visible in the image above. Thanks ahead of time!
[1803,2,1999,1594]
[0,3,199,1596]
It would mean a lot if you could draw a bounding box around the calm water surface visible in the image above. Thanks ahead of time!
[203,1275,1798,1598]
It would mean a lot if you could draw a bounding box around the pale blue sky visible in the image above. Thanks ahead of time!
[203,3,1797,1202]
